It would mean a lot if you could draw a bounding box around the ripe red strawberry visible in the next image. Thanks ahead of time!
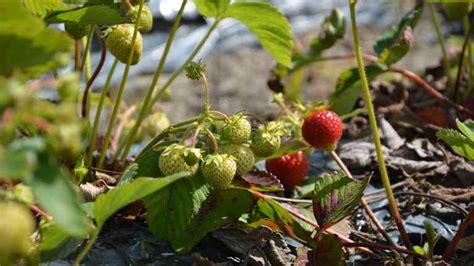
[201,154,237,190]
[265,151,309,189]
[302,109,343,151]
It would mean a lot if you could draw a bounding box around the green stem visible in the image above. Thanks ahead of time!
[80,28,94,76]
[97,0,145,168]
[72,226,101,266]
[454,19,474,102]
[348,0,413,251]
[119,0,188,161]
[86,59,118,166]
[201,72,211,114]
[463,17,473,100]
[147,20,220,116]
[429,3,452,97]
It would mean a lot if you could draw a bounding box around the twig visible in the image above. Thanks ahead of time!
[343,242,428,260]
[82,30,106,118]
[266,195,312,204]
[330,151,396,246]
[394,191,469,216]
[31,204,51,222]
[444,208,474,260]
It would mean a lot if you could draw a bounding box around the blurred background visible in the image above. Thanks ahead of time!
[88,0,461,122]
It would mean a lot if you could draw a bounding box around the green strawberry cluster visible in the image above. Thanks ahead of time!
[156,113,293,190]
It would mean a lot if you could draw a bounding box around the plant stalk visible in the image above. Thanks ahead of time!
[443,208,474,260]
[453,20,473,102]
[463,17,473,100]
[348,0,413,251]
[119,0,188,161]
[73,226,101,266]
[87,59,119,166]
[429,3,453,97]
[97,0,145,168]
[75,40,81,71]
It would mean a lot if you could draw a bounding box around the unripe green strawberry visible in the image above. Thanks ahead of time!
[221,115,251,144]
[443,2,472,21]
[183,147,202,166]
[105,24,142,65]
[250,130,281,157]
[201,154,237,190]
[0,203,35,265]
[127,5,153,33]
[220,144,255,175]
[159,144,198,176]
[64,22,91,39]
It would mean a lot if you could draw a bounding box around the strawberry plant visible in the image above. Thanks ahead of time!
[1,0,474,264]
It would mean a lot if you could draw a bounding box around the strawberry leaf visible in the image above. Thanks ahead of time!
[437,128,474,160]
[330,64,384,115]
[456,119,474,142]
[374,4,423,55]
[194,0,231,18]
[94,173,188,226]
[252,198,315,245]
[222,2,293,67]
[309,234,344,266]
[240,171,284,192]
[312,171,368,228]
[145,175,254,252]
[24,0,63,17]
[45,5,128,25]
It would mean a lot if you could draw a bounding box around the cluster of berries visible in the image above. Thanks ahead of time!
[64,3,154,65]
[266,109,343,189]
[158,108,343,191]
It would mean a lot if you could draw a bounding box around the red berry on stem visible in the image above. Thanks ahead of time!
[302,109,343,151]
[265,151,309,189]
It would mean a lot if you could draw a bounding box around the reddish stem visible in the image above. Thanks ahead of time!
[443,208,474,260]
[81,33,107,118]
[343,242,427,260]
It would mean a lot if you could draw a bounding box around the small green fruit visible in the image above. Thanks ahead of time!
[221,115,252,144]
[159,144,198,176]
[105,24,143,65]
[250,130,281,157]
[183,147,202,166]
[443,2,472,21]
[127,5,153,33]
[0,203,35,265]
[220,144,255,175]
[64,22,91,39]
[201,154,237,190]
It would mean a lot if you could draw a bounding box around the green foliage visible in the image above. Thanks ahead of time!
[330,64,384,115]
[26,153,89,237]
[310,8,346,55]
[0,2,71,77]
[94,174,188,226]
[374,4,423,65]
[45,5,128,25]
[24,0,64,17]
[437,119,474,160]
[38,220,86,261]
[312,171,368,228]
[222,2,293,67]
[312,234,344,266]
[193,0,231,18]
[252,198,314,244]
[423,220,439,259]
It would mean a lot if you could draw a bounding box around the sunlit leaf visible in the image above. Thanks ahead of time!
[94,173,188,226]
[24,0,64,17]
[223,2,293,66]
[312,171,368,228]
[193,0,231,18]
[437,128,474,160]
[45,5,128,25]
